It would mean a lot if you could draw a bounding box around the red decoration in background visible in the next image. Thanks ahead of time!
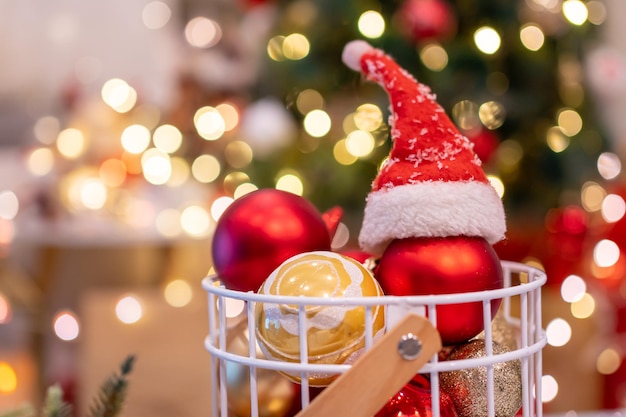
[394,0,457,43]
[211,189,331,292]
[321,206,343,240]
[375,236,503,345]
[375,376,458,417]
[468,128,499,165]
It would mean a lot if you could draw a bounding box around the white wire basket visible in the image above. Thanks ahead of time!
[203,260,547,417]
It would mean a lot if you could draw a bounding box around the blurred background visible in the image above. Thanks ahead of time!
[0,0,626,415]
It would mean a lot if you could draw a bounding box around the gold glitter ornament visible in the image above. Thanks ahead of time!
[255,251,385,386]
[440,339,522,417]
[475,307,518,351]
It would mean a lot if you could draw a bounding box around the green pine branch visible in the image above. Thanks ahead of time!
[42,385,72,417]
[86,355,135,417]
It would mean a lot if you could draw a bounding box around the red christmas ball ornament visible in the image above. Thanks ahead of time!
[375,236,503,345]
[395,0,457,43]
[467,128,500,165]
[375,377,458,417]
[212,189,331,292]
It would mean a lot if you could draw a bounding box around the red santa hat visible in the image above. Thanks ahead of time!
[342,40,506,256]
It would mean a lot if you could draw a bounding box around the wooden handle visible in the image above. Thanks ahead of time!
[295,313,441,417]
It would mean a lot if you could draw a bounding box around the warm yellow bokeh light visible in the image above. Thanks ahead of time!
[420,43,449,72]
[571,293,595,319]
[581,181,606,212]
[79,179,107,210]
[303,109,331,137]
[354,104,383,132]
[101,78,137,113]
[0,362,17,393]
[164,279,193,307]
[210,196,234,221]
[560,275,586,303]
[597,348,622,375]
[267,36,286,61]
[283,33,310,60]
[546,126,570,153]
[191,154,221,183]
[479,101,506,130]
[224,141,253,169]
[26,147,55,176]
[546,318,571,347]
[167,157,191,187]
[345,130,375,157]
[333,139,358,166]
[276,174,304,196]
[181,205,212,237]
[141,148,172,185]
[487,175,505,198]
[557,108,583,136]
[153,124,183,154]
[99,158,127,187]
[562,0,588,26]
[185,17,222,48]
[358,10,385,39]
[541,375,558,403]
[520,24,545,51]
[121,124,151,154]
[474,26,501,55]
[57,128,86,159]
[296,89,324,115]
[216,103,239,131]
[194,106,226,140]
[234,183,258,199]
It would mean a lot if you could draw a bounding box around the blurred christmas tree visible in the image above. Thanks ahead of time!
[176,0,612,241]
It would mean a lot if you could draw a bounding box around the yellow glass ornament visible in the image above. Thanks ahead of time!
[255,251,385,386]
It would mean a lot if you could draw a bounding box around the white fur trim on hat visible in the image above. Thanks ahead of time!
[342,40,374,71]
[359,181,507,256]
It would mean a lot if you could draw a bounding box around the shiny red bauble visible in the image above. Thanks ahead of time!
[212,189,331,292]
[375,377,458,417]
[375,236,503,345]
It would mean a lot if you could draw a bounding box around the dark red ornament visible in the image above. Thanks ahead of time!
[375,377,458,417]
[395,0,457,43]
[375,236,503,345]
[212,189,331,292]
[468,128,499,165]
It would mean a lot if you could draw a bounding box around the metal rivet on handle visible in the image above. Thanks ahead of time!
[397,333,422,360]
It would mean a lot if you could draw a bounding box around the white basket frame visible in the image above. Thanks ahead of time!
[203,260,547,417]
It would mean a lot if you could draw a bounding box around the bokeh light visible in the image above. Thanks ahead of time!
[101,78,137,113]
[194,106,226,140]
[420,43,449,72]
[0,191,19,220]
[53,311,80,341]
[597,152,621,180]
[99,158,127,187]
[546,318,572,347]
[557,108,583,136]
[520,24,545,51]
[296,89,324,115]
[0,363,17,393]
[276,173,304,195]
[57,128,86,159]
[474,26,501,54]
[142,1,171,30]
[541,375,558,402]
[34,116,60,145]
[593,239,620,268]
[353,104,383,132]
[562,0,588,25]
[141,148,172,185]
[164,279,193,307]
[185,17,222,48]
[303,109,331,137]
[546,126,570,153]
[581,181,606,212]
[116,296,143,324]
[345,130,375,157]
[153,124,183,154]
[181,205,212,237]
[358,10,385,39]
[571,293,595,319]
[27,146,56,176]
[597,348,622,375]
[601,194,626,223]
[121,124,151,154]
[191,154,221,183]
[0,293,11,324]
[210,196,234,221]
[216,103,239,131]
[560,275,586,303]
[479,101,506,129]
[282,33,310,60]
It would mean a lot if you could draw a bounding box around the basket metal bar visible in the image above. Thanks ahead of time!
[207,291,219,417]
[483,299,495,417]
[298,304,311,409]
[247,301,259,417]
[218,295,228,417]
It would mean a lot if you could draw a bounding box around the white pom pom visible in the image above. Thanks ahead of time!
[342,40,373,72]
